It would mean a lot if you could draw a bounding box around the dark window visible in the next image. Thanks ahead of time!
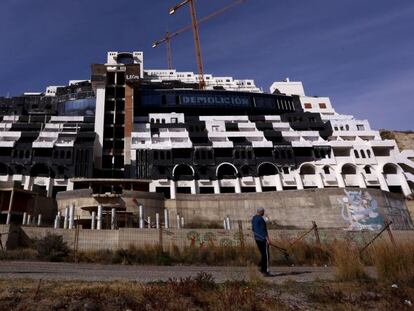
[364,166,371,174]
[354,150,359,158]
[361,150,366,158]
[323,166,330,174]
[304,103,312,109]
[319,103,327,109]
[66,151,71,159]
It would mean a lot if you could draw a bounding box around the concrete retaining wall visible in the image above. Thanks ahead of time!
[166,188,413,230]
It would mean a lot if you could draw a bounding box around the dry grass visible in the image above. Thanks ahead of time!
[0,275,283,311]
[332,241,369,282]
[368,239,414,283]
[1,277,414,311]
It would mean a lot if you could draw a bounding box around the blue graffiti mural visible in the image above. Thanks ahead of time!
[340,190,384,230]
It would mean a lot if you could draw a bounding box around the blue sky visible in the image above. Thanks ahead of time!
[0,0,413,130]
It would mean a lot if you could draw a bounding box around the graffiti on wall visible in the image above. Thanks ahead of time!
[186,231,241,248]
[339,190,384,231]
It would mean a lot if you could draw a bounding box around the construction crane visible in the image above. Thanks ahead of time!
[154,0,246,89]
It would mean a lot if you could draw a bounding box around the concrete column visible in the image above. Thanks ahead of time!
[97,205,102,230]
[213,180,220,194]
[6,188,15,225]
[139,205,144,229]
[24,176,33,191]
[336,171,346,188]
[57,212,61,228]
[254,177,262,192]
[358,173,366,189]
[180,216,185,228]
[316,174,324,189]
[176,214,180,229]
[111,208,116,230]
[226,216,231,230]
[399,174,412,197]
[37,214,42,226]
[377,172,390,192]
[294,172,304,190]
[170,180,176,199]
[68,204,75,229]
[46,178,54,198]
[275,174,283,191]
[235,178,242,193]
[156,213,160,229]
[91,211,96,230]
[22,212,27,225]
[164,209,169,229]
[147,216,151,228]
[223,219,227,230]
[54,215,59,229]
[66,180,74,191]
[190,180,197,194]
[27,214,31,226]
[63,207,69,229]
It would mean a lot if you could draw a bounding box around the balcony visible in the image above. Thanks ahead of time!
[301,175,318,187]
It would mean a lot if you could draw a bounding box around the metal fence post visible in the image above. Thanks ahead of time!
[312,221,321,246]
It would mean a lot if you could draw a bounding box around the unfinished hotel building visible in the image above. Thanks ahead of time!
[0,51,413,229]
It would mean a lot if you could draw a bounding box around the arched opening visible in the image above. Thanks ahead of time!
[258,163,278,176]
[383,163,404,194]
[30,163,55,178]
[383,163,399,175]
[173,164,194,181]
[342,164,357,175]
[300,164,318,188]
[341,163,359,187]
[300,164,316,175]
[217,163,238,180]
[173,164,195,194]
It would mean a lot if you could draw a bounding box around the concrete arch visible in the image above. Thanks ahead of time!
[216,162,238,179]
[382,163,403,174]
[172,164,195,181]
[299,163,317,175]
[340,163,359,175]
[257,162,279,176]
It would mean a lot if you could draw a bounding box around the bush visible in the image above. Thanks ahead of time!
[36,233,70,262]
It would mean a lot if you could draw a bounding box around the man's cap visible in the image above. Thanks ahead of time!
[256,207,265,213]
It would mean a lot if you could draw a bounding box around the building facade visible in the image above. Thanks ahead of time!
[0,51,413,210]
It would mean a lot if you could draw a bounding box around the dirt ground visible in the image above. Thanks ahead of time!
[0,275,413,311]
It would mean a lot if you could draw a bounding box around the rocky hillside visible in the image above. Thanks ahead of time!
[380,130,414,152]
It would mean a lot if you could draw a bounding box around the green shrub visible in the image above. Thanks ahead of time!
[36,233,70,262]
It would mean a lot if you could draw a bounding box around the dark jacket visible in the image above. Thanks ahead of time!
[252,215,268,241]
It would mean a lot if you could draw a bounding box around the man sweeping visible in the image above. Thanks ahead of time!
[252,207,272,277]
